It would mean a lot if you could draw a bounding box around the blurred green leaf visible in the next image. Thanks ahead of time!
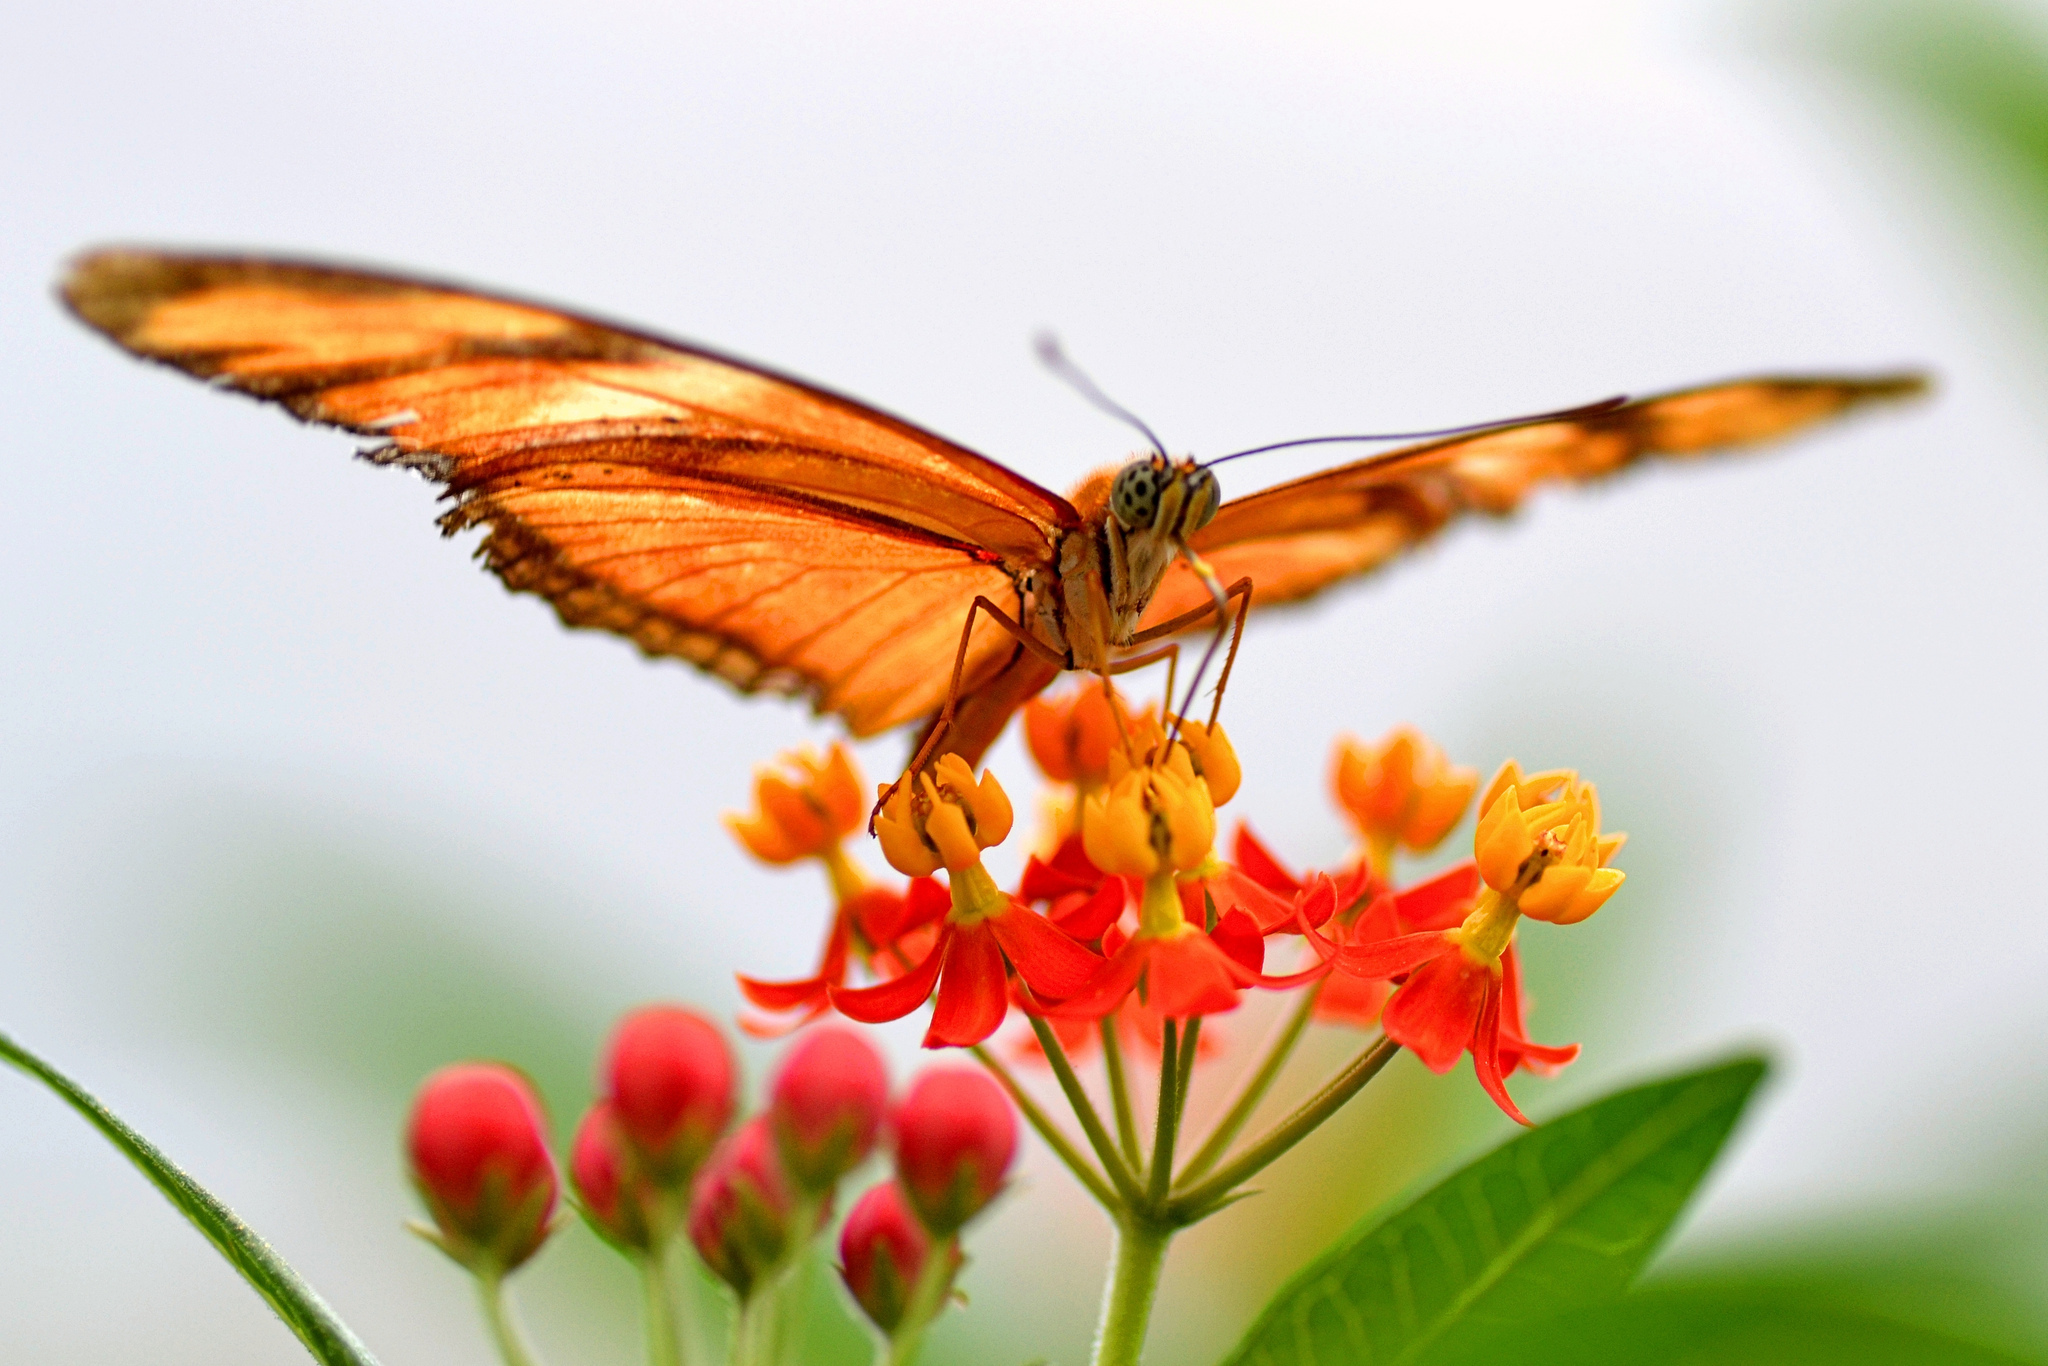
[1429,1286,2036,1365]
[1828,0,2048,197]
[1215,1055,1766,1366]
[0,1030,382,1366]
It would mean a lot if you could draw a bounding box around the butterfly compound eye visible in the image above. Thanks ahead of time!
[1182,466,1220,534]
[1110,460,1161,530]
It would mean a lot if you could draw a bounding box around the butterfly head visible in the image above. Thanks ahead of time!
[1109,456,1220,542]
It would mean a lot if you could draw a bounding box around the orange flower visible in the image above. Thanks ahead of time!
[834,759,1098,1048]
[1329,760,1623,1124]
[725,743,865,869]
[1023,682,1129,789]
[1332,728,1478,874]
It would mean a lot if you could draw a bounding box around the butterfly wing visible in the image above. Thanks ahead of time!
[1138,373,1927,630]
[64,249,1081,735]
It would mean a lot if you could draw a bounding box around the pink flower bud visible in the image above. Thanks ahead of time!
[839,1181,957,1334]
[768,1026,890,1192]
[570,1102,656,1253]
[892,1069,1016,1235]
[405,1062,558,1274]
[687,1119,796,1300]
[603,1005,736,1184]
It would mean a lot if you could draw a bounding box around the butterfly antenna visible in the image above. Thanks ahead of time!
[1202,395,1631,468]
[1034,333,1169,458]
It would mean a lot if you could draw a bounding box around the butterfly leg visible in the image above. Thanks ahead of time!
[869,595,1068,832]
[1125,573,1255,731]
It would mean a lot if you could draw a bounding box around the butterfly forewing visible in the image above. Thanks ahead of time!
[1136,372,1927,633]
[63,249,1074,733]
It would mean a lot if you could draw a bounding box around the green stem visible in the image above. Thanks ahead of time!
[1089,1217,1172,1366]
[880,1231,958,1366]
[971,1044,1119,1210]
[1146,1021,1180,1208]
[641,1247,684,1366]
[1025,1017,1143,1207]
[1176,981,1322,1186]
[1170,1034,1400,1221]
[1171,1017,1201,1136]
[477,1274,544,1366]
[1099,1018,1142,1169]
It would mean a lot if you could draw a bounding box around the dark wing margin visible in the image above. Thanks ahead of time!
[1139,372,1929,630]
[62,248,1078,733]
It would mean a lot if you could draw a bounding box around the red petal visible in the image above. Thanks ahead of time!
[903,877,951,931]
[1232,822,1302,894]
[1039,941,1149,1019]
[737,972,831,1012]
[1348,892,1404,942]
[1395,862,1482,931]
[1019,853,1099,902]
[1471,974,1532,1125]
[831,929,949,1023]
[1051,880,1126,941]
[1297,874,1339,931]
[1245,957,1336,990]
[989,902,1105,999]
[1313,972,1390,1029]
[1211,866,1297,933]
[1382,953,1489,1074]
[1337,930,1460,981]
[1211,908,1265,975]
[1144,934,1245,1017]
[738,999,828,1039]
[924,924,1009,1047]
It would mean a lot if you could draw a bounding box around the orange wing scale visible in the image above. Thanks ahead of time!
[1139,373,1926,632]
[64,250,1077,735]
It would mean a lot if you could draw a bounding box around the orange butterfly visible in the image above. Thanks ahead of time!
[62,249,1925,778]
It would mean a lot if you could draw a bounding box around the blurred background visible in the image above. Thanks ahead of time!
[4,0,2046,1361]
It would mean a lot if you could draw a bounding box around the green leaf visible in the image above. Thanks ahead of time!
[0,1029,382,1366]
[1215,1055,1767,1366]
[1431,1287,2040,1366]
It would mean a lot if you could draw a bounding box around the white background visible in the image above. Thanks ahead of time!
[3,2,2044,1363]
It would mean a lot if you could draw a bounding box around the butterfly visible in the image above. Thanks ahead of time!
[61,248,1925,779]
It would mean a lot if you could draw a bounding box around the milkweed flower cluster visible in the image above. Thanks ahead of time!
[400,684,1629,1366]
[732,685,1623,1126]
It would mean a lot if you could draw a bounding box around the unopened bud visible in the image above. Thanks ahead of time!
[569,1102,656,1253]
[839,1180,958,1335]
[769,1026,890,1193]
[687,1119,796,1300]
[892,1069,1016,1235]
[603,1005,736,1186]
[405,1063,558,1275]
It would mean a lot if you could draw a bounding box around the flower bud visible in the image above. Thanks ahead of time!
[839,1181,958,1335]
[769,1026,890,1192]
[892,1069,1017,1235]
[570,1102,655,1252]
[687,1119,796,1300]
[1333,728,1480,858]
[603,1005,737,1185]
[1022,684,1124,786]
[725,743,866,865]
[405,1063,558,1274]
[876,755,1014,877]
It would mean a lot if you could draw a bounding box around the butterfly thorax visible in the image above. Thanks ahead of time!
[1044,455,1220,672]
